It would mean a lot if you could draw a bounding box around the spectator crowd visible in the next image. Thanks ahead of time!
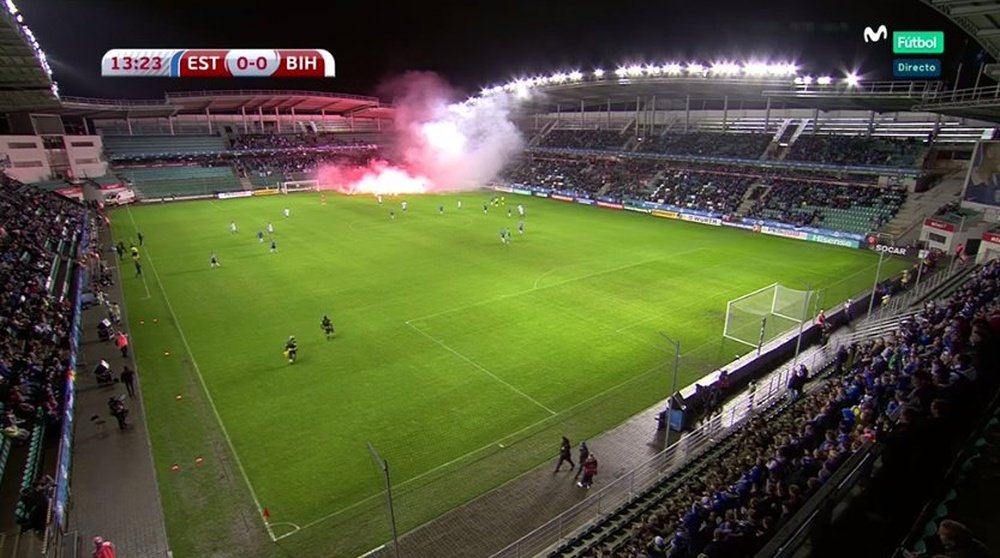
[0,175,86,529]
[602,259,1000,558]
[787,136,924,167]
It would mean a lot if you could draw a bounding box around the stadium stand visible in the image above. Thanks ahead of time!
[117,165,242,198]
[229,132,367,150]
[635,132,772,159]
[539,129,629,150]
[27,179,69,193]
[588,259,1000,558]
[647,169,756,215]
[102,135,228,158]
[787,136,925,167]
[502,156,661,198]
[746,180,906,234]
[0,176,85,531]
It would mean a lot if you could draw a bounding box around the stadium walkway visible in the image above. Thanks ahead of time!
[386,404,678,558]
[65,234,170,556]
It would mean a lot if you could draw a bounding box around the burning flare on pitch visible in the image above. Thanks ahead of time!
[317,72,523,195]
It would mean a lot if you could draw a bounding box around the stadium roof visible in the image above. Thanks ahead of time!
[57,90,395,120]
[920,0,1000,61]
[508,77,946,113]
[0,2,59,112]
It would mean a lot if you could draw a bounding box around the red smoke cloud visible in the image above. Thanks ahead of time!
[317,72,523,195]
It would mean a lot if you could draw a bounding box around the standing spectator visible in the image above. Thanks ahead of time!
[574,441,590,479]
[92,537,116,558]
[578,453,598,488]
[554,436,575,472]
[115,331,129,358]
[108,397,128,430]
[816,309,827,329]
[844,298,853,323]
[120,366,136,398]
[109,302,121,325]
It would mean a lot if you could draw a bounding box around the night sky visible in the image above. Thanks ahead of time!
[15,0,987,102]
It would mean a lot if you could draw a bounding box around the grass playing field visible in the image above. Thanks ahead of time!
[110,192,907,557]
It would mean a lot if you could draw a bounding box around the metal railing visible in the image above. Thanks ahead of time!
[489,345,833,558]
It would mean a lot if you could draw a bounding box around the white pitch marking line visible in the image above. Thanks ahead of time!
[125,205,276,541]
[282,358,673,540]
[406,322,556,416]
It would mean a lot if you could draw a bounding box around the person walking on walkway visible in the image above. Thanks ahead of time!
[92,537,116,558]
[115,331,129,358]
[578,453,598,489]
[554,436,574,472]
[120,366,136,397]
[574,441,590,479]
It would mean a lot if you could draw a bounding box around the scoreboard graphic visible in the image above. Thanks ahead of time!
[101,49,335,78]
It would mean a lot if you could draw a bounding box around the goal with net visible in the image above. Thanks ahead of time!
[723,283,814,349]
[279,179,320,194]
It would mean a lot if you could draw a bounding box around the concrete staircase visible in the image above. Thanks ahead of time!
[737,183,771,214]
[880,173,966,242]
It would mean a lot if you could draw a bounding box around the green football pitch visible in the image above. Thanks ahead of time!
[110,192,907,557]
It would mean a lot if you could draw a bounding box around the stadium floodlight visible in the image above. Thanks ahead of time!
[801,75,814,85]
[626,64,644,77]
[614,67,628,77]
[743,62,770,76]
[550,72,567,83]
[568,70,583,81]
[686,63,706,75]
[845,71,861,87]
[662,63,683,75]
[711,61,741,76]
[593,68,605,78]
[645,64,661,75]
[768,63,798,77]
[817,75,833,85]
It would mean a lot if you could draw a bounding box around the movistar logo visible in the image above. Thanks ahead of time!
[864,25,888,43]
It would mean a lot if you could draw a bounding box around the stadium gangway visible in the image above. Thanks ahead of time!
[489,337,841,558]
[913,83,1000,110]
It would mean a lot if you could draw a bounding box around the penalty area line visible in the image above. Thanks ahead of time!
[282,354,672,540]
[405,322,556,416]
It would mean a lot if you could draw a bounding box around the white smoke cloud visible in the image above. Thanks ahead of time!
[318,72,524,195]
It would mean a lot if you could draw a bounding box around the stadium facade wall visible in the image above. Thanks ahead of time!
[499,183,864,249]
[0,134,107,183]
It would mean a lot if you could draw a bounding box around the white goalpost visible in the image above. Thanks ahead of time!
[723,283,813,349]
[279,179,320,194]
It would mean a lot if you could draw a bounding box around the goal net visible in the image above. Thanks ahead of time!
[280,179,319,194]
[723,283,813,348]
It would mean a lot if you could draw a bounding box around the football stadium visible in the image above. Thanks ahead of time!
[2,1,1000,558]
